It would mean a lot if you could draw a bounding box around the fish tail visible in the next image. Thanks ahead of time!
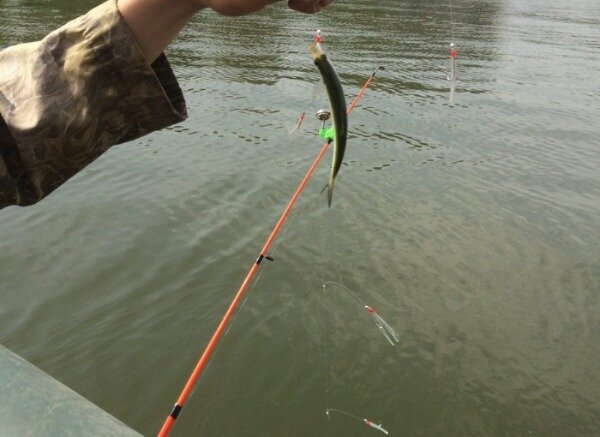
[327,176,335,207]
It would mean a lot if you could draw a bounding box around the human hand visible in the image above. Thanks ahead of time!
[199,0,332,16]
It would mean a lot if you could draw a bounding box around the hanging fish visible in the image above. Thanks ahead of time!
[308,43,348,207]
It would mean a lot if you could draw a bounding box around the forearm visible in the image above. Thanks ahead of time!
[0,1,187,209]
[118,0,204,64]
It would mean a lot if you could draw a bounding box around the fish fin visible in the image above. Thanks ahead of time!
[320,184,328,194]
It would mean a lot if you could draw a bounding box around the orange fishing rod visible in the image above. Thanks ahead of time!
[158,66,383,437]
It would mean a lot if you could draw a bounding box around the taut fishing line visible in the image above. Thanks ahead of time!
[449,0,456,42]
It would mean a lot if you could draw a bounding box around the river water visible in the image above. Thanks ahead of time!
[1,0,599,435]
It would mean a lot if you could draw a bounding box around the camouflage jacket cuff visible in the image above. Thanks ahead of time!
[0,0,187,209]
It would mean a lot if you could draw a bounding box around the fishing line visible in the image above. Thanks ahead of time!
[448,0,455,42]
[327,407,363,421]
[320,211,333,437]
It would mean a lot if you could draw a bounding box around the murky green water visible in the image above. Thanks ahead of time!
[1,0,599,435]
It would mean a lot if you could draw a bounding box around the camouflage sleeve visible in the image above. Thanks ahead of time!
[0,0,187,210]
